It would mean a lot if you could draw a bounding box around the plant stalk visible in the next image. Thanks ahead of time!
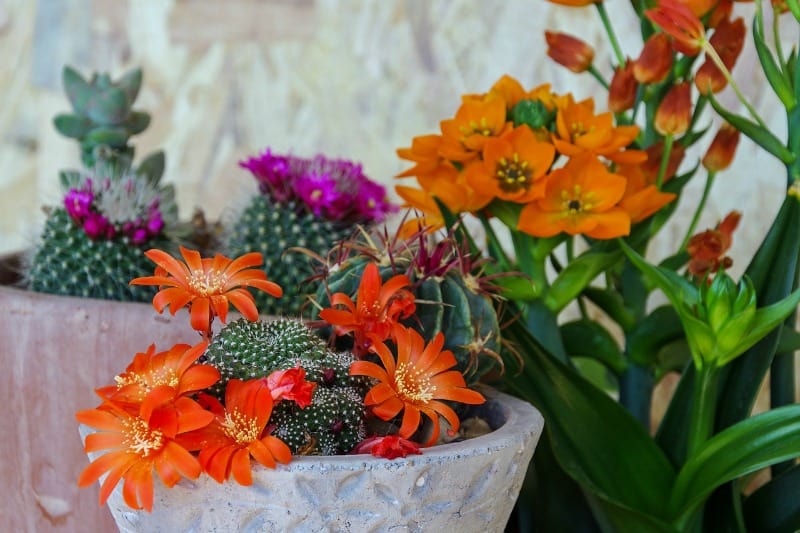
[687,365,720,458]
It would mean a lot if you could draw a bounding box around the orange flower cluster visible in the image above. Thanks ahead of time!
[77,341,316,511]
[397,75,676,239]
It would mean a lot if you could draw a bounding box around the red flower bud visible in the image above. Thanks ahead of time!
[702,122,740,171]
[608,60,638,113]
[646,0,706,56]
[545,31,595,73]
[634,33,674,84]
[655,82,692,136]
[695,17,745,94]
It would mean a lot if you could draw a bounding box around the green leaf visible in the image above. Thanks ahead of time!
[84,126,129,148]
[503,320,676,520]
[583,286,637,332]
[777,325,800,352]
[86,87,130,126]
[743,463,800,532]
[561,319,626,375]
[669,405,800,525]
[627,306,684,366]
[117,67,143,105]
[127,111,151,135]
[136,150,165,185]
[53,114,91,139]
[707,94,794,164]
[753,7,796,110]
[544,249,622,313]
[62,66,91,113]
[785,0,800,23]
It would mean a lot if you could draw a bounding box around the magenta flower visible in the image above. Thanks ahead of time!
[65,189,94,220]
[239,149,293,201]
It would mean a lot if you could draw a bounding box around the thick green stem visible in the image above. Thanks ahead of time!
[680,170,717,250]
[595,3,626,66]
[656,134,674,190]
[588,65,609,90]
[687,365,720,458]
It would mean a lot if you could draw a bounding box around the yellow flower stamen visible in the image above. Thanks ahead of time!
[495,153,533,193]
[394,362,436,403]
[220,409,261,445]
[188,269,228,296]
[124,418,165,458]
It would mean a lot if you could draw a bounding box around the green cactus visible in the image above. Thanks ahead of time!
[223,197,354,316]
[203,317,367,455]
[25,157,178,301]
[54,66,151,168]
[314,230,504,384]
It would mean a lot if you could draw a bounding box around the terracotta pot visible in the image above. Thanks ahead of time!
[83,390,543,533]
[1,274,198,532]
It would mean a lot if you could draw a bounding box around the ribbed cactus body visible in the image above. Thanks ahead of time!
[223,197,353,316]
[26,208,160,301]
[204,317,366,454]
[319,255,502,384]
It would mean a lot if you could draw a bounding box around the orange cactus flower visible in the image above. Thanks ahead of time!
[350,326,485,446]
[186,379,292,485]
[608,60,639,113]
[96,341,219,437]
[545,31,595,73]
[265,367,317,408]
[695,17,745,94]
[687,211,741,277]
[702,122,740,171]
[517,153,631,239]
[465,126,556,203]
[439,98,512,162]
[353,435,422,459]
[553,95,646,164]
[617,163,677,223]
[655,82,692,136]
[76,401,206,512]
[633,33,674,84]
[130,246,283,337]
[646,0,706,56]
[320,262,416,357]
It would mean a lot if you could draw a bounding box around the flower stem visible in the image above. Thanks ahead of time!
[680,170,717,249]
[702,42,769,129]
[656,134,674,190]
[588,65,609,90]
[595,2,626,66]
[687,365,720,458]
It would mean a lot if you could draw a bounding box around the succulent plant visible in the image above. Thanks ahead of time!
[222,149,396,316]
[314,225,504,384]
[203,317,367,455]
[25,156,178,301]
[53,66,152,169]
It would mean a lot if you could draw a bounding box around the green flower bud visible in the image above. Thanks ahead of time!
[511,99,556,131]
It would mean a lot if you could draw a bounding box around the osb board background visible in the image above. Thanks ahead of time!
[0,1,797,530]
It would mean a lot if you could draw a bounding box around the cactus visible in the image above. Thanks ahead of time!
[222,149,396,316]
[25,156,178,301]
[314,226,504,384]
[203,317,367,455]
[54,66,151,168]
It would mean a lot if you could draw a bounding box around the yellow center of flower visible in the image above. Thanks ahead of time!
[188,269,228,296]
[495,154,532,193]
[115,368,180,396]
[461,118,492,138]
[394,362,435,403]
[124,418,165,458]
[220,409,260,444]
[561,186,594,216]
[311,190,322,201]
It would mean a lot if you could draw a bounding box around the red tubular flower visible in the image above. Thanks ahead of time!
[608,60,638,113]
[352,435,422,459]
[687,211,741,277]
[655,82,692,136]
[545,31,595,73]
[264,367,317,408]
[702,122,740,171]
[646,0,706,56]
[633,33,674,84]
[695,17,745,94]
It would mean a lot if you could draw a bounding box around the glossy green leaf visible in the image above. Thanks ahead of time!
[776,324,800,352]
[53,114,91,139]
[626,306,684,366]
[544,249,622,313]
[669,405,800,525]
[753,7,796,109]
[62,66,91,113]
[707,94,795,164]
[503,320,676,519]
[561,319,626,374]
[583,287,637,332]
[744,463,800,532]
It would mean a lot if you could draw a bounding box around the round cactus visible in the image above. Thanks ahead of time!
[203,317,367,454]
[223,197,354,316]
[221,149,396,317]
[315,229,504,384]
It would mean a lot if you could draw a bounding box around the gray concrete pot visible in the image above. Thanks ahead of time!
[84,391,543,533]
